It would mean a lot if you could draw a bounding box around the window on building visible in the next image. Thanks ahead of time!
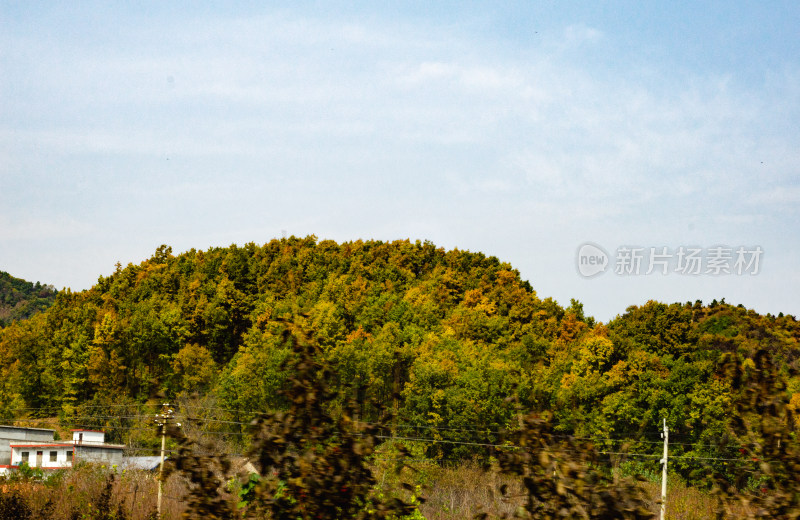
[66,450,73,461]
[20,451,29,463]
[50,451,58,462]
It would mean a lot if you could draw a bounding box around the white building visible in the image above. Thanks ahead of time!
[9,442,76,469]
[0,425,55,468]
[3,428,124,472]
[72,429,106,444]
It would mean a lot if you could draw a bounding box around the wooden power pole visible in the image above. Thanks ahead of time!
[660,418,669,520]
[154,403,179,518]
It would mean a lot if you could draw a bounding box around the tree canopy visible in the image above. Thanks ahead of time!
[0,237,798,484]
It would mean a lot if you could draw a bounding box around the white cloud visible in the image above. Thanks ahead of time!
[751,186,800,206]
[562,24,604,47]
[398,61,459,84]
[7,11,795,227]
[0,215,94,241]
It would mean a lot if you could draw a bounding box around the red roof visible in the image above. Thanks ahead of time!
[10,443,75,448]
[10,443,124,450]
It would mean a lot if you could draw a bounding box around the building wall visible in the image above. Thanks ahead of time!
[76,446,123,467]
[10,445,124,469]
[72,430,105,444]
[11,445,74,469]
[0,426,55,465]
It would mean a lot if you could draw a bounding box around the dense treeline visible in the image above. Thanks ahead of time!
[0,271,57,327]
[0,237,798,483]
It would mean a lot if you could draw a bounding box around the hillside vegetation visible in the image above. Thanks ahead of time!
[0,237,798,485]
[0,271,57,327]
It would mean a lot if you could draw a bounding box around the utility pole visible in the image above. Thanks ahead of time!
[154,403,179,518]
[392,359,400,437]
[660,418,669,520]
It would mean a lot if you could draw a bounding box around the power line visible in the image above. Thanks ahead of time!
[0,411,779,466]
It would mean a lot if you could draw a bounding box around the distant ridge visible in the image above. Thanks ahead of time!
[0,270,58,327]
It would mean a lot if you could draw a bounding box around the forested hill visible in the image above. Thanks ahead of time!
[0,237,798,473]
[0,271,58,327]
[0,237,571,418]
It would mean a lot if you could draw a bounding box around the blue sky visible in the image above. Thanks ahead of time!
[1,1,799,322]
